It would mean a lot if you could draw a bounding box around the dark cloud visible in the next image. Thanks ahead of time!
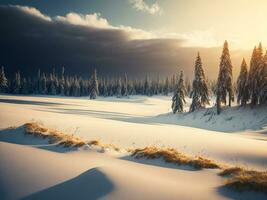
[0,5,250,79]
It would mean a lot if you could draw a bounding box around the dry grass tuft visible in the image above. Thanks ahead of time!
[131,146,220,169]
[87,140,120,152]
[24,122,121,151]
[24,122,86,147]
[219,167,244,176]
[220,167,267,192]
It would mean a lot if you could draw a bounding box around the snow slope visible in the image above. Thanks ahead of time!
[0,95,267,200]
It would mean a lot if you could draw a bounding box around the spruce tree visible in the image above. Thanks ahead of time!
[122,73,128,96]
[144,75,150,96]
[89,69,99,99]
[248,43,263,106]
[21,78,28,94]
[216,41,234,114]
[172,71,186,113]
[0,66,8,93]
[237,58,249,106]
[259,51,267,104]
[59,67,65,96]
[189,53,209,112]
[13,71,21,94]
[116,78,122,98]
[163,77,170,95]
[40,73,47,94]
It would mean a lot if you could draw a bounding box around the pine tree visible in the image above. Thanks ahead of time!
[122,73,128,96]
[248,43,263,106]
[89,69,99,99]
[163,77,170,95]
[59,67,65,96]
[40,73,47,94]
[172,71,186,113]
[189,53,209,112]
[21,78,28,94]
[259,51,267,104]
[0,66,8,93]
[48,73,57,95]
[144,75,150,96]
[103,79,108,97]
[216,41,234,114]
[116,78,122,98]
[237,58,249,106]
[13,71,21,94]
[73,77,80,96]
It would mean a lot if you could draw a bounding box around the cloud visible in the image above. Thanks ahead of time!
[55,12,111,29]
[14,5,52,21]
[130,0,163,15]
[0,5,249,79]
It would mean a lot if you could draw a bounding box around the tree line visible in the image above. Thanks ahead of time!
[0,66,195,98]
[172,41,267,114]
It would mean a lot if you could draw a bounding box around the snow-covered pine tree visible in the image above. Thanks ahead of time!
[122,73,128,96]
[89,69,99,99]
[172,71,186,113]
[248,43,263,106]
[144,75,150,96]
[163,77,170,95]
[259,51,267,104]
[40,73,47,94]
[103,79,108,97]
[13,71,21,94]
[237,58,249,106]
[216,41,234,114]
[48,73,56,95]
[59,67,65,96]
[189,52,209,112]
[0,66,8,93]
[116,78,122,98]
[73,77,81,97]
[21,78,28,94]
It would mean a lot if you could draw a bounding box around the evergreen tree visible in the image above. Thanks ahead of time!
[73,77,81,96]
[237,58,249,106]
[13,71,21,94]
[0,66,8,93]
[259,51,267,104]
[172,71,186,113]
[216,41,234,114]
[163,77,170,95]
[103,79,108,97]
[116,78,122,98]
[248,43,263,106]
[143,75,150,96]
[59,67,65,96]
[89,69,99,99]
[122,73,128,96]
[48,73,57,95]
[40,73,47,94]
[21,78,28,94]
[189,53,209,112]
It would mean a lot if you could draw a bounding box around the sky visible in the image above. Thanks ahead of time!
[0,0,265,78]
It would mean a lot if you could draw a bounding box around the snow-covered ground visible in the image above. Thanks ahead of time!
[0,94,267,200]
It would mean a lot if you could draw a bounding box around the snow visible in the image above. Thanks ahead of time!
[0,94,267,199]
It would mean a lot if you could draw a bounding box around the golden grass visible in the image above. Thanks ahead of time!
[22,122,267,193]
[88,139,120,152]
[131,146,220,169]
[24,122,120,151]
[24,122,86,147]
[220,167,267,192]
